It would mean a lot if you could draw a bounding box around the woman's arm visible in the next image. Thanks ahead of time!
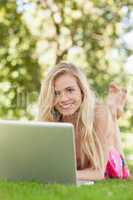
[77,168,104,180]
[77,104,114,181]
[77,103,127,181]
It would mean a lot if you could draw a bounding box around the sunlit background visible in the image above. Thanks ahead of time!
[0,0,133,134]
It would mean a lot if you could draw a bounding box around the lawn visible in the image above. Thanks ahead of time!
[0,133,133,200]
[0,178,133,200]
[0,164,132,200]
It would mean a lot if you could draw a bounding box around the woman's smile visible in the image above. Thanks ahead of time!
[60,103,73,109]
[59,101,74,108]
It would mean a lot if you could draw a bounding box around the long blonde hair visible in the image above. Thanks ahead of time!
[38,62,104,170]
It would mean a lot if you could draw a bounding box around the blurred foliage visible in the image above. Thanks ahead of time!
[0,0,132,132]
[0,0,41,119]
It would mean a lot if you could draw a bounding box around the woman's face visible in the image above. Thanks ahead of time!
[54,73,82,117]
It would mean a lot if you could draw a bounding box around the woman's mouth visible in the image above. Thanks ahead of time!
[60,103,73,109]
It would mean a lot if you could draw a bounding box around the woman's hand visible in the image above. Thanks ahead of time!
[77,168,105,181]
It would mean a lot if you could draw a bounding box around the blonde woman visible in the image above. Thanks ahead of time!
[38,62,129,180]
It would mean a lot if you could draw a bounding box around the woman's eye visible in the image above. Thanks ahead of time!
[67,88,75,93]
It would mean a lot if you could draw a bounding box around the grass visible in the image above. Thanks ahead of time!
[0,178,133,200]
[0,133,133,200]
[0,164,133,200]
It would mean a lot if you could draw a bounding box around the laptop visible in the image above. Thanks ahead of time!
[0,120,94,186]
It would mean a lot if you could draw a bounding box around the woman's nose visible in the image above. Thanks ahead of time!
[60,92,69,102]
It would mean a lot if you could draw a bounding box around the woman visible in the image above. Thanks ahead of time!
[37,62,129,180]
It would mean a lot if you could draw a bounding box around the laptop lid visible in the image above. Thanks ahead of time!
[0,120,77,184]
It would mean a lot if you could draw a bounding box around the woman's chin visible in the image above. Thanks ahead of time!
[61,110,75,117]
[62,112,74,117]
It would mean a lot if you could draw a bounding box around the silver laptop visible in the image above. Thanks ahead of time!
[0,120,94,186]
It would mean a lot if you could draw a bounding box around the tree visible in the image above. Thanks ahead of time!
[0,0,132,132]
[0,0,41,119]
[23,0,132,93]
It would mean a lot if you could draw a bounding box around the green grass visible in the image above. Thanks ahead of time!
[1,162,133,200]
[0,165,133,200]
[0,133,132,200]
[0,178,133,200]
